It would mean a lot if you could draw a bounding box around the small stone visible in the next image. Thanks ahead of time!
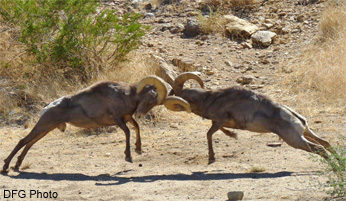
[251,31,276,47]
[144,13,155,18]
[227,191,244,200]
[241,42,252,49]
[206,70,215,75]
[225,61,233,67]
[236,75,256,85]
[297,15,304,22]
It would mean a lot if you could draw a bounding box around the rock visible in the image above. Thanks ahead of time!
[266,142,282,147]
[161,0,182,4]
[144,13,155,19]
[143,3,152,10]
[296,15,305,22]
[236,75,256,85]
[241,42,253,49]
[227,191,244,200]
[225,61,233,67]
[278,12,286,17]
[172,57,196,71]
[262,22,274,29]
[170,23,185,34]
[250,85,265,89]
[151,55,177,86]
[183,18,202,38]
[105,153,111,157]
[224,15,259,39]
[251,31,276,47]
[206,70,215,75]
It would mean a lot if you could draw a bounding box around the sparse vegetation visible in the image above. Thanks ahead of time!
[315,144,346,198]
[200,0,260,10]
[0,0,149,117]
[197,8,227,35]
[197,0,260,36]
[0,0,345,200]
[289,0,346,107]
[248,166,266,173]
[0,0,148,81]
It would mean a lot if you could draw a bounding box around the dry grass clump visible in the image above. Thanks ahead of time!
[319,0,346,40]
[197,9,228,35]
[248,166,265,173]
[288,1,346,109]
[97,51,156,84]
[201,0,260,9]
[197,0,261,35]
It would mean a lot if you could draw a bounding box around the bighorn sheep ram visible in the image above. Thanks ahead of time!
[2,76,176,173]
[164,72,335,164]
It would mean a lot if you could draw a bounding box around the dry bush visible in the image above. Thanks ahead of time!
[97,51,156,84]
[287,1,346,109]
[197,9,228,35]
[201,0,260,9]
[248,166,265,173]
[320,0,346,40]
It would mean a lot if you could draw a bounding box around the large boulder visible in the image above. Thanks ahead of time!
[151,55,177,87]
[183,18,202,38]
[251,31,277,47]
[224,15,259,40]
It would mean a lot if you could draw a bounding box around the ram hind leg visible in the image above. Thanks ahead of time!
[2,120,63,173]
[220,127,237,139]
[276,122,329,160]
[2,132,36,173]
[2,107,68,173]
[14,128,54,171]
[303,127,335,154]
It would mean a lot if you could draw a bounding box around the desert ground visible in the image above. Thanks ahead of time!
[1,0,345,200]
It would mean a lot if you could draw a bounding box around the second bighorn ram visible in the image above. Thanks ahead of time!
[2,76,190,173]
[165,72,335,164]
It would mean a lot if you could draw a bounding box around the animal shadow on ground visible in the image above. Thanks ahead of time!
[5,171,297,186]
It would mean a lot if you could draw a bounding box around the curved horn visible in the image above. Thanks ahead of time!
[137,76,168,105]
[173,72,204,95]
[164,96,191,113]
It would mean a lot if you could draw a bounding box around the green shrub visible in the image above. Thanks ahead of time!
[316,145,346,198]
[0,0,148,80]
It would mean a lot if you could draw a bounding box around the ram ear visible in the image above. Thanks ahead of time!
[163,96,191,113]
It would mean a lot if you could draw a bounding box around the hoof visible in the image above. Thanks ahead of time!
[125,157,133,163]
[11,166,20,172]
[227,132,238,139]
[208,158,215,165]
[233,133,238,140]
[1,169,8,175]
[135,148,142,155]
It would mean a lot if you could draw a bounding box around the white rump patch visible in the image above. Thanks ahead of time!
[280,107,305,134]
[40,97,64,117]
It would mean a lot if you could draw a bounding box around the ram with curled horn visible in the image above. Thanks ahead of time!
[165,72,336,164]
[2,76,170,173]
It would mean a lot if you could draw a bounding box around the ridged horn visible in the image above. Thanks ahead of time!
[173,72,204,94]
[137,76,168,105]
[164,96,191,113]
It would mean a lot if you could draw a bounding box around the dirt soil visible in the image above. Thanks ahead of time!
[1,0,345,200]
